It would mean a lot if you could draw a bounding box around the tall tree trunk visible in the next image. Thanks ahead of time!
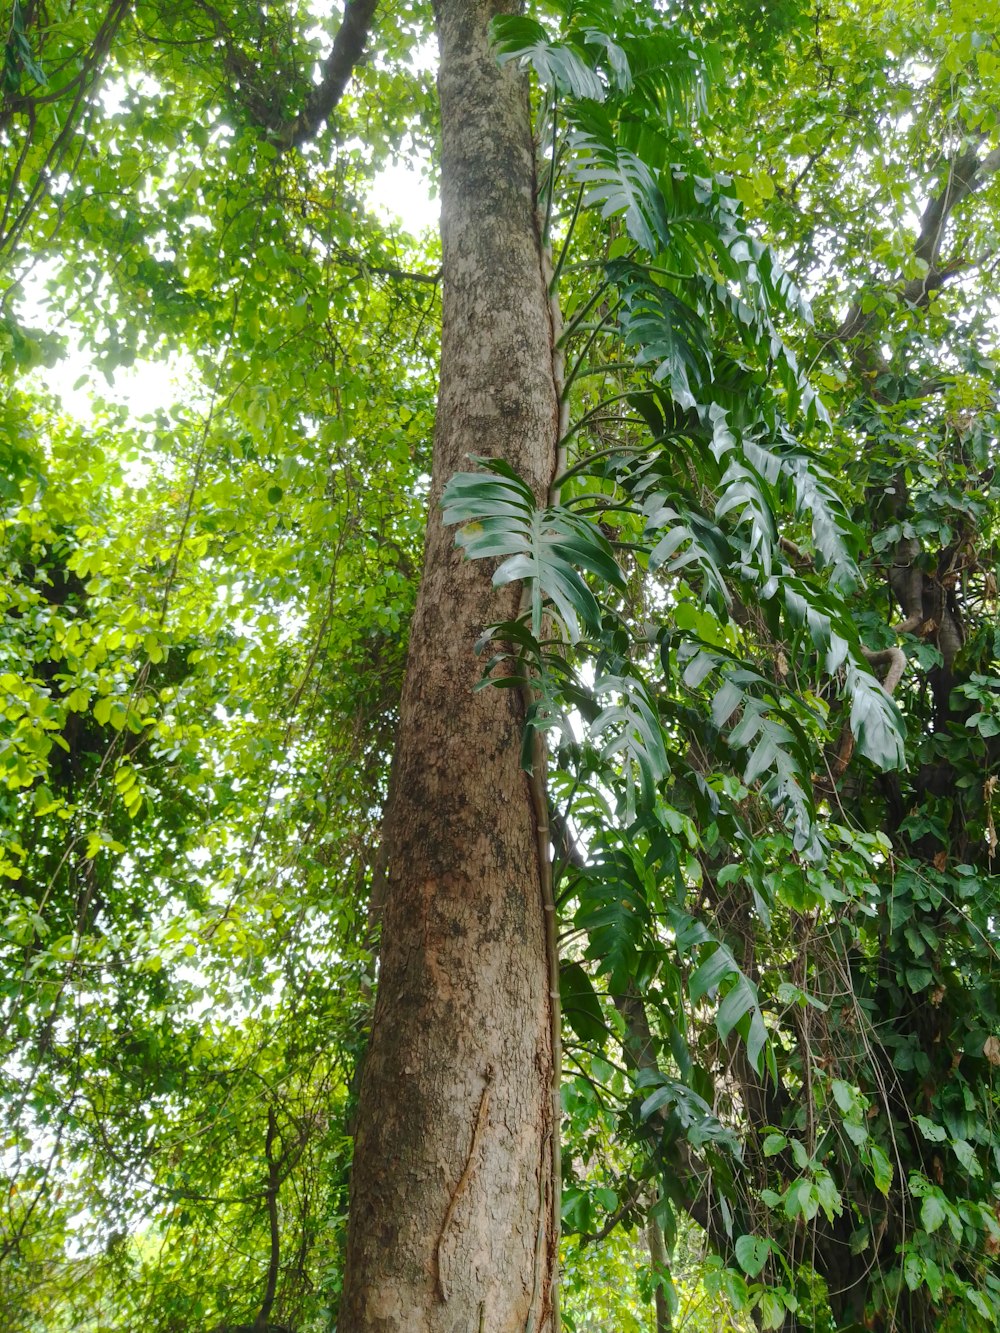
[340,1,559,1328]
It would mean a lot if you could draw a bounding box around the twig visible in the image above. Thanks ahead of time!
[435,1067,493,1302]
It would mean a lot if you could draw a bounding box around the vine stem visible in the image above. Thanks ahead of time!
[520,236,569,1332]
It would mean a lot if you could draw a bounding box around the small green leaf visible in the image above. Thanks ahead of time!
[759,1290,785,1328]
[689,944,735,1003]
[869,1143,893,1195]
[830,1079,855,1113]
[716,975,757,1042]
[913,1115,947,1143]
[951,1137,982,1178]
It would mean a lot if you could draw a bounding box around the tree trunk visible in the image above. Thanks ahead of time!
[339,1,559,1329]
[647,1212,672,1333]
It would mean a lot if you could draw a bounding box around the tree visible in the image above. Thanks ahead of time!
[2,2,1000,1331]
[341,1,561,1325]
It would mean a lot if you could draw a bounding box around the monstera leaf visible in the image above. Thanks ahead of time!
[442,458,625,642]
[491,16,607,101]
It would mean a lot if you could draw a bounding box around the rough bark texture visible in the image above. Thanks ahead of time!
[340,1,559,1328]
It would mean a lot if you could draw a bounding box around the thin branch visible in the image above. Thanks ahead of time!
[913,145,1000,271]
[577,1172,647,1246]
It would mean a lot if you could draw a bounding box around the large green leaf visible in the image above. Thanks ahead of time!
[561,959,608,1043]
[442,460,625,641]
[491,16,607,101]
[846,663,906,771]
[570,127,669,255]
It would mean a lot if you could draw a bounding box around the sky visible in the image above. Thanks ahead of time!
[370,159,439,234]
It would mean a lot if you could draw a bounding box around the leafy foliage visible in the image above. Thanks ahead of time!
[1,0,999,1330]
[450,3,1000,1330]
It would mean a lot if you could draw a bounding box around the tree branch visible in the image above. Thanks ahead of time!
[205,0,377,150]
[913,145,1000,270]
[278,0,378,150]
[256,1106,282,1329]
[838,140,1000,343]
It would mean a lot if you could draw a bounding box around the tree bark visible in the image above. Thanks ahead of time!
[340,1,559,1328]
[647,1209,672,1333]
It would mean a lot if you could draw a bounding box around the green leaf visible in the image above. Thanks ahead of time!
[903,1249,923,1292]
[572,132,669,255]
[443,462,624,642]
[759,1290,786,1329]
[717,975,757,1042]
[689,944,736,1003]
[610,260,711,408]
[492,17,607,101]
[869,1143,893,1195]
[735,1233,770,1278]
[560,960,607,1043]
[913,1115,947,1143]
[784,1178,819,1221]
[951,1138,982,1178]
[847,664,906,770]
[815,1170,842,1220]
[920,1193,946,1234]
[830,1079,856,1114]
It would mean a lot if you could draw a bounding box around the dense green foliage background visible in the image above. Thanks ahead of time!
[1,0,999,1329]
